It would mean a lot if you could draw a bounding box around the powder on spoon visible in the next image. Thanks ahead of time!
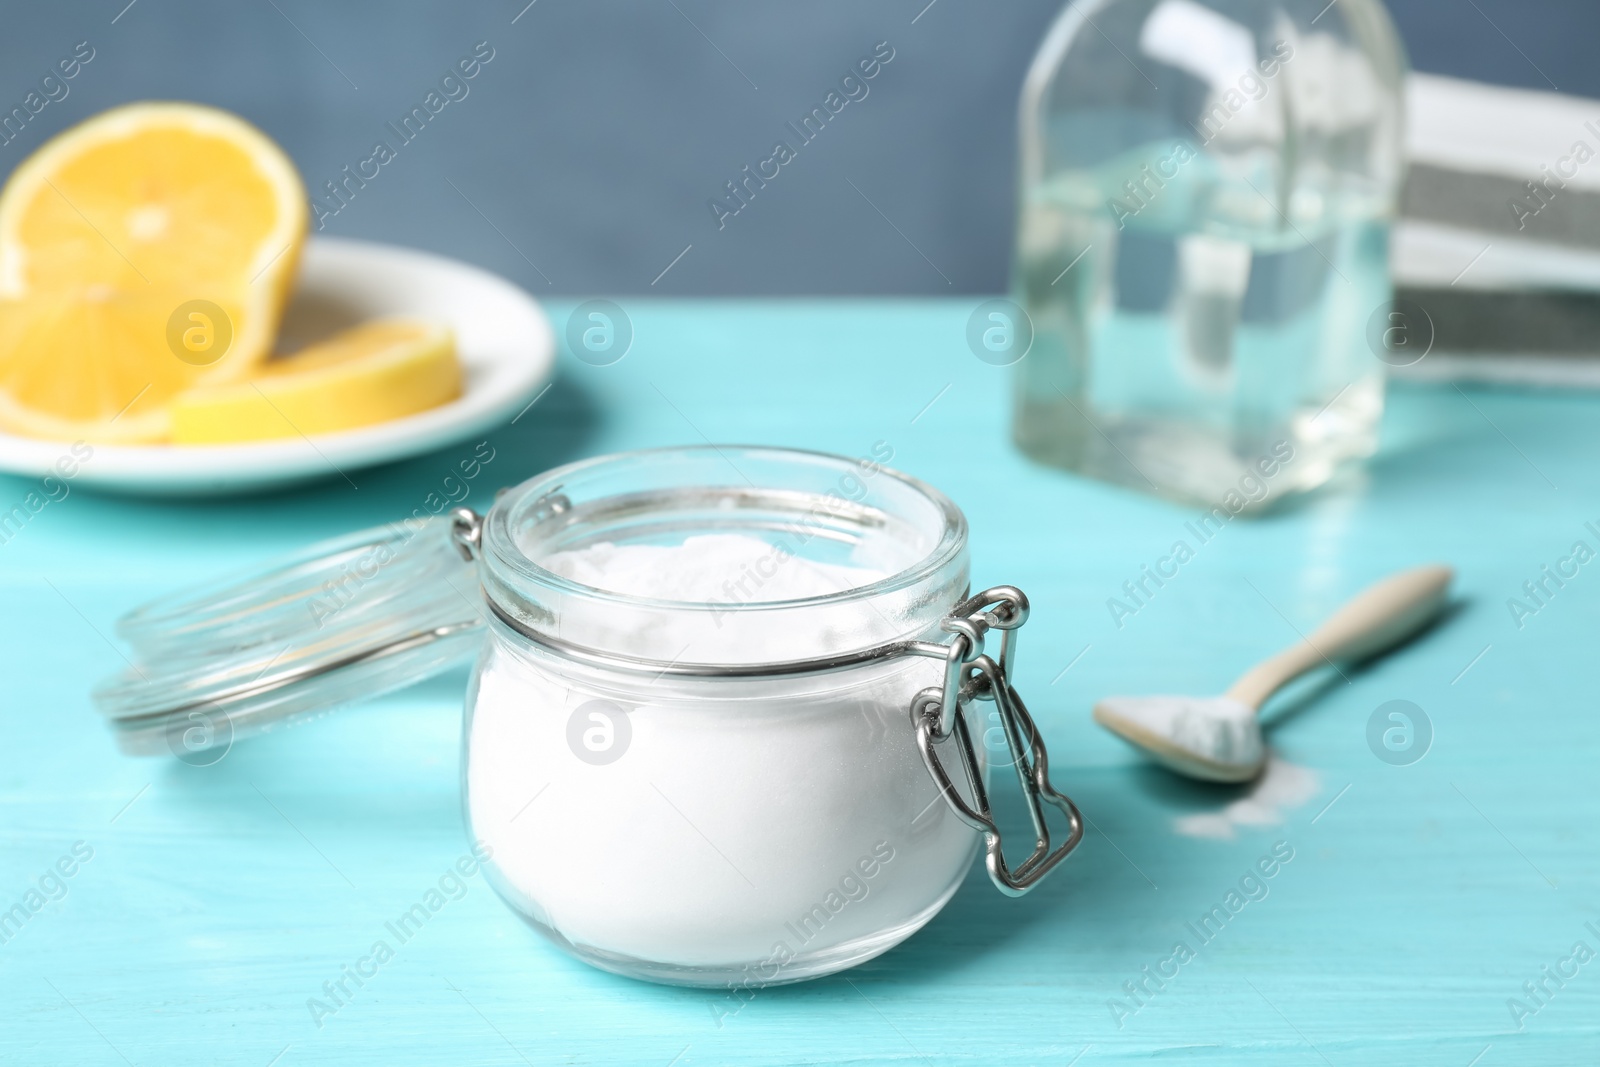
[1097,694,1265,767]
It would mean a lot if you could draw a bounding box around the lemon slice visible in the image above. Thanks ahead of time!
[170,318,462,444]
[0,102,307,441]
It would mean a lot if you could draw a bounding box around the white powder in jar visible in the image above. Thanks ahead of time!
[465,533,981,981]
[541,533,884,602]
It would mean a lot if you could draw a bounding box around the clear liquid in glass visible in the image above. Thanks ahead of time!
[1011,0,1406,510]
[1014,162,1389,507]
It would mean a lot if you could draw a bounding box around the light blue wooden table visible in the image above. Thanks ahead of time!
[2,300,1595,1065]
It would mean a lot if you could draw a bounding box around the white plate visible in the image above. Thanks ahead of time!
[0,237,555,495]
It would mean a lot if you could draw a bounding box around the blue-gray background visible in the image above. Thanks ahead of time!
[0,0,1587,295]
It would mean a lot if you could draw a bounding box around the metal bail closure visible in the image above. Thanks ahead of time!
[910,587,1083,896]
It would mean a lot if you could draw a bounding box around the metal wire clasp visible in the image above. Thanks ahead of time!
[452,487,571,562]
[448,507,483,561]
[911,587,1083,896]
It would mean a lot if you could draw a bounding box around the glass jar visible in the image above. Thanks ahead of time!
[1012,0,1406,506]
[94,446,1082,987]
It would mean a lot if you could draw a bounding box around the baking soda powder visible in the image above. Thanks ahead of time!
[465,533,980,978]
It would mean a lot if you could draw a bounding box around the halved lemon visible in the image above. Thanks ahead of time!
[0,288,249,442]
[170,318,461,444]
[0,102,307,441]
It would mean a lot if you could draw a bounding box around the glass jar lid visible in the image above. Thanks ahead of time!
[94,515,484,758]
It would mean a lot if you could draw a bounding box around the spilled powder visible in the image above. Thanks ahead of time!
[1172,757,1321,840]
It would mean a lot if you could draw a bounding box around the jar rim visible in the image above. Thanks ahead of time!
[481,444,968,617]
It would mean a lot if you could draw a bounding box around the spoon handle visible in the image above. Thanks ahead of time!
[1224,565,1454,711]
